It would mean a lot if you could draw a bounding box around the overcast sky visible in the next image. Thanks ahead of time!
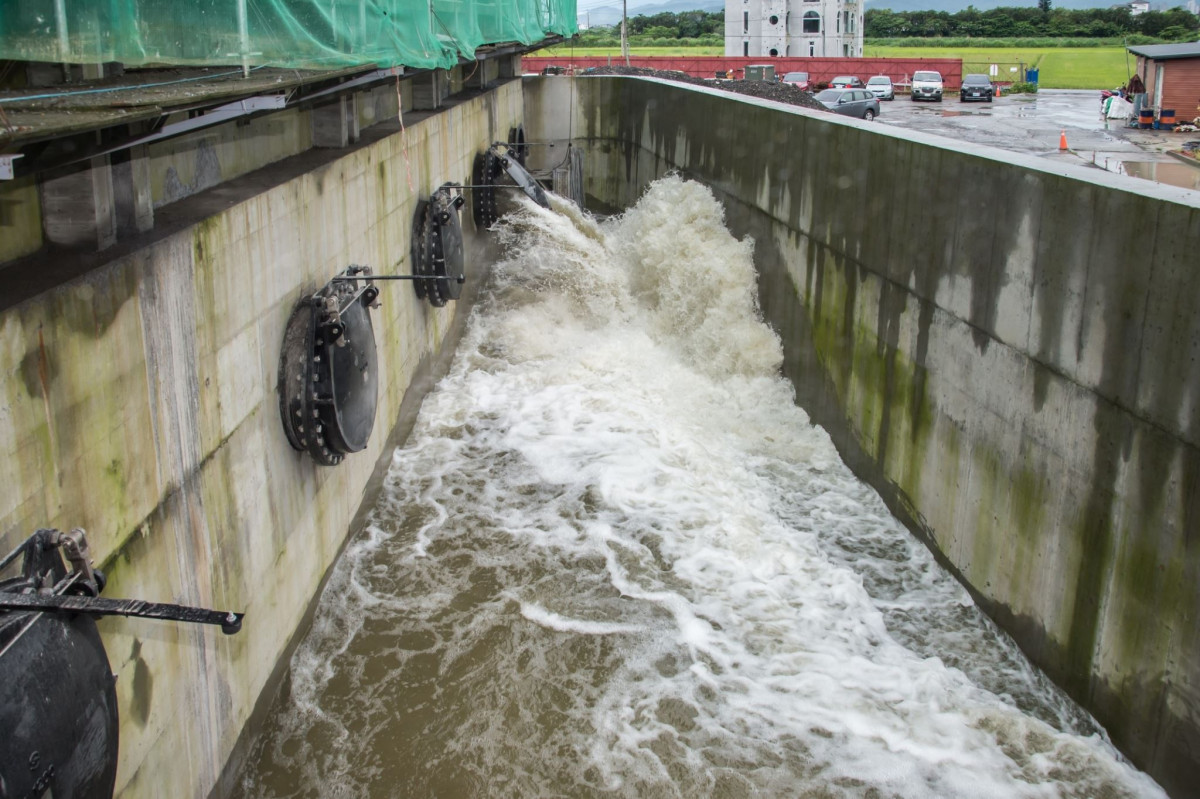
[575,0,694,15]
[576,0,634,12]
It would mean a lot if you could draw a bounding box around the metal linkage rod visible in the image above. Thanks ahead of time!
[443,184,534,190]
[329,274,465,282]
[0,593,244,635]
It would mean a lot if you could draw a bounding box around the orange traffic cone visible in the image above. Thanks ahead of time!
[1059,130,1069,151]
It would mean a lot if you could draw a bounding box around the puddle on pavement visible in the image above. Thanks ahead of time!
[1102,121,1137,133]
[1119,159,1200,191]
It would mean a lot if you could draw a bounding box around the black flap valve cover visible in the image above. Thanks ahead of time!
[413,184,466,307]
[471,139,547,231]
[279,267,380,466]
[471,150,503,230]
[0,531,118,799]
[507,125,528,166]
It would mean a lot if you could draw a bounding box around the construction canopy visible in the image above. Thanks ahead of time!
[0,0,577,71]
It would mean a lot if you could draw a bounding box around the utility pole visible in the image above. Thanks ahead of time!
[621,0,630,66]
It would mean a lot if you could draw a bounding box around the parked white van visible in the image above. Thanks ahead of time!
[911,70,944,102]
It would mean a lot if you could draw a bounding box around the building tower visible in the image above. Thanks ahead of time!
[725,0,863,59]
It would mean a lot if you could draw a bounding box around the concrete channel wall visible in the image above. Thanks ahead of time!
[523,75,1200,797]
[0,79,522,799]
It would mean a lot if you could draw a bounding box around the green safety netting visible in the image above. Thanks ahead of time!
[0,0,576,70]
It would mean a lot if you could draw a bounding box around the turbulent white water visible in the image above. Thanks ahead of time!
[238,176,1166,799]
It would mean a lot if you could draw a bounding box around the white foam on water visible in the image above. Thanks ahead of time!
[238,176,1167,799]
[519,601,644,636]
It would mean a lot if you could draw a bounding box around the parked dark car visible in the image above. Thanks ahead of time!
[830,75,864,89]
[815,89,880,120]
[960,73,995,102]
[782,71,811,91]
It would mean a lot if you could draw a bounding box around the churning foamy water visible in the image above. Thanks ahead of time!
[237,177,1165,799]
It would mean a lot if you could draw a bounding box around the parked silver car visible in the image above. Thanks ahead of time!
[815,89,880,120]
[866,75,895,101]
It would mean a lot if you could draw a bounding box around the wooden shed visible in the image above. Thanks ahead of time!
[1128,41,1200,122]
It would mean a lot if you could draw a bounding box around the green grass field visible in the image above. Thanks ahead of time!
[865,44,1129,88]
[531,45,1131,90]
[1036,48,1131,89]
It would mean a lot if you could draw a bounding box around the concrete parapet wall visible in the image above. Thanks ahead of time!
[0,80,523,799]
[0,79,412,273]
[523,75,1200,797]
[147,81,407,211]
[148,108,314,209]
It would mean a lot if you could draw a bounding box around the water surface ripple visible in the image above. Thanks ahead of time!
[237,177,1165,799]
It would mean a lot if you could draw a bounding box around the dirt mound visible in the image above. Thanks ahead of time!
[581,66,829,113]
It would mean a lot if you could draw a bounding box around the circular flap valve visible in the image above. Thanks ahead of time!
[0,611,118,799]
[1,532,118,799]
[472,150,501,230]
[508,125,528,166]
[410,199,432,303]
[279,269,380,466]
[414,185,466,307]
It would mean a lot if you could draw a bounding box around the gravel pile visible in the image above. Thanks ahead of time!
[582,66,829,113]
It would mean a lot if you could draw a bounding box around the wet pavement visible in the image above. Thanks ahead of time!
[874,89,1200,193]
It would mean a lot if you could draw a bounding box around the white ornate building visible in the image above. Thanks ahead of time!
[725,0,863,58]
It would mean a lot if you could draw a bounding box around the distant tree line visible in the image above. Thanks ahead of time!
[576,11,725,46]
[569,6,1199,47]
[864,6,1200,40]
[625,11,723,38]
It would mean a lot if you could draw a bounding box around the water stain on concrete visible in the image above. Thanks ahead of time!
[18,326,56,399]
[163,138,223,206]
[129,638,154,727]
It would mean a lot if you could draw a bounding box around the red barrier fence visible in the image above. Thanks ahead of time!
[523,56,965,90]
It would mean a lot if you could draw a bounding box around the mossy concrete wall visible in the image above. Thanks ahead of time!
[0,176,43,261]
[523,75,1200,797]
[0,80,523,799]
